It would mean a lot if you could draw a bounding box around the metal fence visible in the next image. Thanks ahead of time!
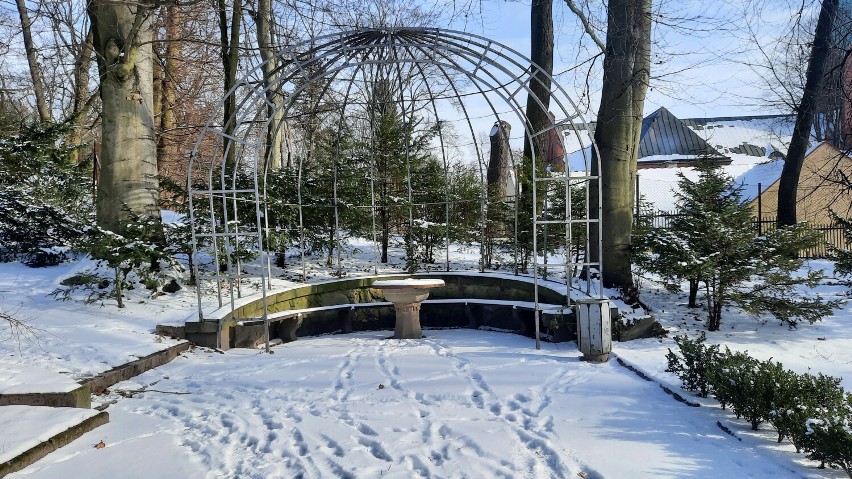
[636,210,849,259]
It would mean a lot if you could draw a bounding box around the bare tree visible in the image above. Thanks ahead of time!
[69,25,95,166]
[254,0,287,171]
[155,4,182,175]
[564,0,650,298]
[14,0,50,122]
[218,0,242,169]
[778,0,840,226]
[522,0,554,164]
[1,299,38,347]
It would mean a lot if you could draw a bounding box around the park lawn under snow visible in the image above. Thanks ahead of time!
[1,254,850,478]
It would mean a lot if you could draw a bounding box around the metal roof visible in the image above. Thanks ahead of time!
[729,143,765,156]
[638,107,726,158]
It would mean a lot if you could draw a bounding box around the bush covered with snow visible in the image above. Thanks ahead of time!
[0,190,87,266]
[707,347,756,412]
[668,336,852,475]
[0,121,90,267]
[665,332,721,398]
[804,397,852,476]
[770,372,845,452]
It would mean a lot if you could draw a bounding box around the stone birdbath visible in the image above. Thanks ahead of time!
[372,278,445,339]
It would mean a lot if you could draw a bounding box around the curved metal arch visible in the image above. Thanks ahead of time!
[188,27,604,351]
[190,28,596,160]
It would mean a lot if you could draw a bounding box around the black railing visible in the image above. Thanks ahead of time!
[635,211,850,259]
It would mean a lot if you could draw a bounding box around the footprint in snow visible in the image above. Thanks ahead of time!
[356,423,378,436]
[357,437,392,462]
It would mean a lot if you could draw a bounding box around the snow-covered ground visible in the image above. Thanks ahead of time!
[1,252,850,478]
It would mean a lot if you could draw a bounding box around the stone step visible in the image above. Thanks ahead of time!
[0,341,192,409]
[0,406,109,477]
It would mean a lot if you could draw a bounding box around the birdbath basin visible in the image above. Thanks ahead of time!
[373,278,445,339]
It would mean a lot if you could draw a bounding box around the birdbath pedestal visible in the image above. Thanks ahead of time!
[373,278,445,339]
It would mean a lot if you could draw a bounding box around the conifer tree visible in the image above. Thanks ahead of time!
[634,161,839,330]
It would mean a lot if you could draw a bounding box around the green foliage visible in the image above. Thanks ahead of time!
[665,332,721,398]
[667,338,852,474]
[0,121,91,266]
[769,372,845,451]
[633,161,839,330]
[514,154,547,273]
[735,224,842,327]
[0,190,87,266]
[299,123,370,267]
[159,177,213,284]
[447,161,482,246]
[804,395,852,476]
[727,358,797,431]
[78,209,179,308]
[410,155,449,266]
[708,348,750,411]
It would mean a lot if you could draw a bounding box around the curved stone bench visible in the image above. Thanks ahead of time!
[162,272,580,349]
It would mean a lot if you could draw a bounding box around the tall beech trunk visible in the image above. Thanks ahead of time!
[16,0,50,122]
[590,0,651,300]
[89,0,162,235]
[778,0,839,226]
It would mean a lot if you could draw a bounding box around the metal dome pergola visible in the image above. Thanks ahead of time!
[187,27,604,345]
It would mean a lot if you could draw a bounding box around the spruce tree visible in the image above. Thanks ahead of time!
[634,161,839,330]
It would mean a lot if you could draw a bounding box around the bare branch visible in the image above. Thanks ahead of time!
[563,0,605,53]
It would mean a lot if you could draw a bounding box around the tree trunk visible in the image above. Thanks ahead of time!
[590,0,651,300]
[114,267,125,308]
[255,0,286,172]
[381,205,389,263]
[522,0,554,163]
[157,4,181,175]
[706,278,722,331]
[487,120,513,199]
[89,0,162,236]
[688,278,700,308]
[16,0,50,122]
[69,27,94,166]
[778,0,839,226]
[218,0,242,170]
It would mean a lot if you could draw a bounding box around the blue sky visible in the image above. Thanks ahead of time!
[447,0,812,120]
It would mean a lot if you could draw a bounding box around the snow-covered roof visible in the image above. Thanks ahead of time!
[682,115,794,160]
[638,152,784,211]
[561,109,799,210]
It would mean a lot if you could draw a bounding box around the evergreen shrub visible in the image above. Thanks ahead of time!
[665,332,721,398]
[668,338,852,475]
[633,162,839,330]
[727,358,797,431]
[769,373,845,451]
[0,121,90,266]
[0,190,87,266]
[805,395,852,476]
[707,347,754,411]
